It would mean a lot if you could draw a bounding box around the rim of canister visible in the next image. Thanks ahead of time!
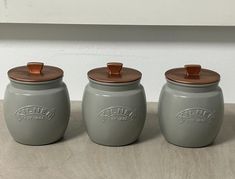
[165,64,220,85]
[88,78,141,87]
[8,62,64,84]
[166,79,219,88]
[87,62,142,85]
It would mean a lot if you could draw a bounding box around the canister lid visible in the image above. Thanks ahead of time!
[88,62,142,83]
[165,64,220,85]
[8,62,63,82]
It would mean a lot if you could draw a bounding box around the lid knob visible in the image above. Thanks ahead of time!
[107,62,123,76]
[27,62,44,75]
[185,64,201,79]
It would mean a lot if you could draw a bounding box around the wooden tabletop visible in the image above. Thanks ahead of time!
[0,101,234,179]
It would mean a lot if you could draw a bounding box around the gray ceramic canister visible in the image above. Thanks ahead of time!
[82,62,146,146]
[4,62,70,145]
[158,65,224,148]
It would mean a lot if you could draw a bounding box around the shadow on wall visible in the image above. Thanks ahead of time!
[62,102,85,142]
[214,108,235,146]
[1,24,235,43]
[137,110,160,144]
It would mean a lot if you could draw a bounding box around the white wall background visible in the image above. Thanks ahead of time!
[0,24,234,103]
[1,0,235,26]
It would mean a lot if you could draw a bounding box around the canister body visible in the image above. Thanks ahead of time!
[82,80,146,146]
[4,79,70,145]
[158,81,224,147]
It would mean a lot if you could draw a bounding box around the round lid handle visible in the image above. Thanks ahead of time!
[107,62,123,76]
[185,64,201,79]
[27,62,44,75]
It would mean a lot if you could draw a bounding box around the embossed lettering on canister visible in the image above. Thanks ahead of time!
[4,62,70,145]
[176,108,215,124]
[97,106,136,122]
[158,65,224,148]
[15,105,56,121]
[82,62,146,146]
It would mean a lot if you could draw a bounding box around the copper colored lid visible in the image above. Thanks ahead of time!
[8,62,63,82]
[88,62,142,83]
[165,64,220,85]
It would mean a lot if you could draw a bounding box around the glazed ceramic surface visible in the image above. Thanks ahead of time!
[82,63,146,146]
[158,65,224,148]
[4,63,70,145]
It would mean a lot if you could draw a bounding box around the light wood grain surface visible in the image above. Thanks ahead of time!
[0,101,235,179]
